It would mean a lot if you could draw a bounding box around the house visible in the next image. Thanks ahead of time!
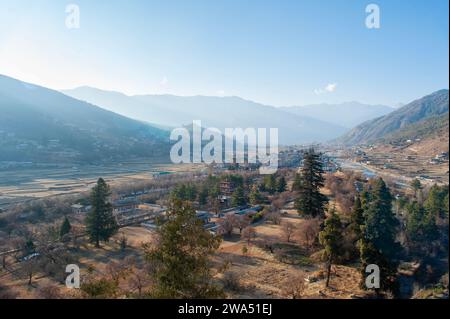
[112,198,139,214]
[196,211,212,224]
[71,204,85,214]
[220,181,236,196]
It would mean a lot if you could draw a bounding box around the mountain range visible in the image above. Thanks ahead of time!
[0,75,170,163]
[280,102,394,129]
[2,74,448,164]
[336,89,449,145]
[62,87,350,145]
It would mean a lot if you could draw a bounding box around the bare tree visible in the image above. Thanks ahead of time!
[282,273,306,299]
[282,221,296,243]
[235,215,250,234]
[217,213,237,237]
[297,218,321,249]
[241,226,257,246]
[267,211,282,225]
[128,267,152,298]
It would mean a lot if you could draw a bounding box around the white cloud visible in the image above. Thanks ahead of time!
[216,89,226,96]
[314,83,338,95]
[325,83,337,92]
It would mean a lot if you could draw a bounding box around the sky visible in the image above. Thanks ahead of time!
[0,0,448,107]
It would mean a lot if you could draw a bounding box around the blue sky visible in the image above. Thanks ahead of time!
[0,0,448,106]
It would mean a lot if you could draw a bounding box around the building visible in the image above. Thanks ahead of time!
[196,211,212,224]
[112,198,139,214]
[219,180,236,196]
[71,204,86,214]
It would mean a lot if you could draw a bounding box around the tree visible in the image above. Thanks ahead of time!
[292,173,302,192]
[232,186,247,207]
[297,218,321,249]
[359,178,400,295]
[277,176,287,193]
[349,195,364,242]
[319,208,344,288]
[218,213,237,237]
[249,186,263,205]
[282,273,306,299]
[267,211,282,225]
[86,178,118,248]
[241,226,257,246]
[410,179,422,200]
[264,175,277,194]
[424,184,449,219]
[406,201,439,257]
[235,215,250,234]
[145,200,223,298]
[294,148,328,218]
[198,186,209,206]
[282,221,296,243]
[59,216,72,239]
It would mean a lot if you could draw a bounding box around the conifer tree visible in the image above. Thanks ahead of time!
[60,216,72,239]
[294,148,328,218]
[277,176,287,193]
[349,195,364,241]
[319,207,344,287]
[406,201,439,256]
[86,178,118,248]
[145,200,223,298]
[359,178,400,295]
[232,185,247,207]
[249,185,263,205]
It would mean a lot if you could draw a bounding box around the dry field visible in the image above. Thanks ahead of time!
[0,210,367,299]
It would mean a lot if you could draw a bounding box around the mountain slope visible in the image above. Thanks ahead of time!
[0,75,170,163]
[380,113,449,144]
[62,87,348,145]
[336,90,449,145]
[280,102,394,128]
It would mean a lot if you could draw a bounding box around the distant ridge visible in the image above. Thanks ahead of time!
[62,87,348,145]
[0,75,170,163]
[280,102,394,128]
[336,89,449,145]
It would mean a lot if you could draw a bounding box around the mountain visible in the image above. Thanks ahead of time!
[380,113,449,144]
[62,87,347,145]
[280,102,394,128]
[336,89,449,145]
[0,75,170,163]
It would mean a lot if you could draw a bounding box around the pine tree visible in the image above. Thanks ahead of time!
[359,178,400,295]
[292,173,302,191]
[198,186,209,206]
[349,195,364,241]
[86,178,118,248]
[249,185,263,205]
[277,176,287,193]
[264,175,277,194]
[60,216,72,239]
[424,184,449,219]
[294,148,328,218]
[410,179,422,200]
[406,201,439,256]
[319,207,344,287]
[232,186,247,207]
[145,200,223,298]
